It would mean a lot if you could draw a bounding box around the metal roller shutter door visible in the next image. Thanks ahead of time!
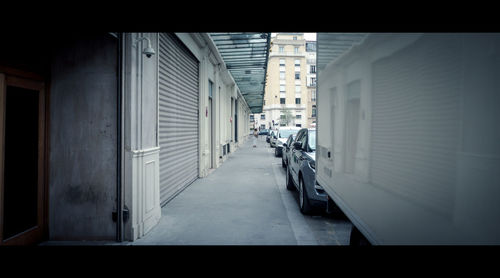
[158,33,199,206]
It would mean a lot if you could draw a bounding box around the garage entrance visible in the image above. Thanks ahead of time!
[158,33,200,206]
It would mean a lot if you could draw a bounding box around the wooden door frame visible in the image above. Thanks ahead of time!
[0,70,47,245]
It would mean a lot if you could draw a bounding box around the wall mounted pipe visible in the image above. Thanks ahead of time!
[116,32,124,242]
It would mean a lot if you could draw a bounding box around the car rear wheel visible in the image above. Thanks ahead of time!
[286,166,295,191]
[299,176,313,215]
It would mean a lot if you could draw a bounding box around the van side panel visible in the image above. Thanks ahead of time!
[317,33,500,244]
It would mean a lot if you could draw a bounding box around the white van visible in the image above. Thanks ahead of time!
[316,33,500,245]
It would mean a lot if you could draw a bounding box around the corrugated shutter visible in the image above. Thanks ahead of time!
[370,35,461,218]
[158,33,199,206]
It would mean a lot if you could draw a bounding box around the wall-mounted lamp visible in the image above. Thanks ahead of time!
[135,36,155,58]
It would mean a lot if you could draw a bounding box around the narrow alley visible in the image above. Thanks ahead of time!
[130,135,351,245]
[3,32,500,247]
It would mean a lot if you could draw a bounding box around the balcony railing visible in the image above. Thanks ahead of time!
[269,51,305,58]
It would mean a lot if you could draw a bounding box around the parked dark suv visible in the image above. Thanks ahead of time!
[285,128,327,214]
[282,134,296,168]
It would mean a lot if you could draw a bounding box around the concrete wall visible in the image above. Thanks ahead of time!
[49,34,118,240]
[2,32,254,243]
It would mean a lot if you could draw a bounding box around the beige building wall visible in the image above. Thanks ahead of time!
[307,87,316,127]
[263,33,308,129]
[306,40,317,128]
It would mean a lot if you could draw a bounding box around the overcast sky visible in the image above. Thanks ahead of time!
[304,33,316,41]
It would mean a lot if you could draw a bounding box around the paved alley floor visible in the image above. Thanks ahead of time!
[130,135,351,245]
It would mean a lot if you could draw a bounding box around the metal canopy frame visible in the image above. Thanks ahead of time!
[209,33,271,114]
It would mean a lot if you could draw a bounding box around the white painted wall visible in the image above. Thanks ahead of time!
[122,33,161,241]
[175,33,251,176]
[122,33,254,241]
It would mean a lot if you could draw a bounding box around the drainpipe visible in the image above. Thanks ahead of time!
[116,32,124,242]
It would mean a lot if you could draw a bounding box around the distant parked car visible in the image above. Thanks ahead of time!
[267,130,275,144]
[285,128,326,214]
[274,126,301,157]
[270,130,278,148]
[282,133,297,168]
[258,129,270,136]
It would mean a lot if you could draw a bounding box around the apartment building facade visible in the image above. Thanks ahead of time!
[306,40,317,127]
[261,33,308,129]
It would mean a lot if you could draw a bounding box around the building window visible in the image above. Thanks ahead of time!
[296,124,302,127]
[296,114,302,119]
[312,105,317,117]
[280,98,286,104]
[279,46,284,53]
[310,65,316,73]
[293,36,297,40]
[280,114,286,120]
[295,59,300,66]
[279,59,285,66]
[280,85,285,93]
[295,98,301,104]
[261,114,265,120]
[311,89,316,102]
[311,77,316,86]
[209,80,214,98]
[295,72,300,80]
[295,85,301,93]
[294,47,299,54]
[280,71,285,80]
[306,42,316,52]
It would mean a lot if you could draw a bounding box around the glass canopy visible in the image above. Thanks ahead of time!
[317,33,368,71]
[209,33,271,113]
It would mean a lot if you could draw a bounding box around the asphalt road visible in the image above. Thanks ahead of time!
[266,136,352,245]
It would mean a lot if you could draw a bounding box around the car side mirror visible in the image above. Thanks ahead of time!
[293,142,302,150]
[283,143,287,148]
